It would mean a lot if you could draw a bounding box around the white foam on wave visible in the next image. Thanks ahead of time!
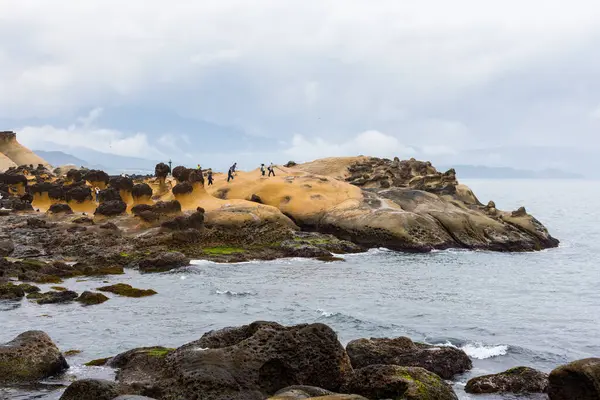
[215,289,255,297]
[435,341,509,360]
[317,309,335,317]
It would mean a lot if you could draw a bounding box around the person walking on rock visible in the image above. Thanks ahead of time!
[227,166,234,182]
[260,163,266,176]
[207,169,214,186]
[268,162,276,177]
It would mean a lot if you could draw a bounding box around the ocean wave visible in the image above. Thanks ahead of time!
[215,289,256,297]
[434,340,509,360]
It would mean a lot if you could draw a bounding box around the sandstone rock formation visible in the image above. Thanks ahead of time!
[0,131,50,170]
[466,367,548,394]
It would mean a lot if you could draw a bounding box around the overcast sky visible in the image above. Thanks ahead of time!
[2,0,600,173]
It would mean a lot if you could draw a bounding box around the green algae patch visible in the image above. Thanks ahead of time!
[77,291,109,305]
[33,275,63,284]
[88,265,125,276]
[85,357,110,367]
[64,350,82,357]
[97,283,157,298]
[203,246,246,255]
[50,286,67,292]
[144,347,175,358]
[17,283,40,293]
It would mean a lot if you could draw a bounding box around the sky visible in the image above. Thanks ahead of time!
[2,0,600,174]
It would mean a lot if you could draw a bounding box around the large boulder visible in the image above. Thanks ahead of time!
[95,200,127,217]
[114,321,353,400]
[138,252,190,273]
[109,176,134,191]
[132,183,153,199]
[341,364,458,400]
[0,331,69,384]
[466,367,548,394]
[59,379,119,400]
[346,337,471,379]
[548,358,600,400]
[98,187,123,203]
[83,169,110,185]
[65,185,92,203]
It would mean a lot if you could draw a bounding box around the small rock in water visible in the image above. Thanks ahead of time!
[35,290,78,305]
[465,366,548,394]
[77,291,109,305]
[97,283,157,298]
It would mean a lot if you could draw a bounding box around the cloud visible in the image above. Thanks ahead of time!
[18,109,165,159]
[285,130,415,162]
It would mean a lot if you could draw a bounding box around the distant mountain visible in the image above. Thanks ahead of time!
[34,148,159,175]
[34,150,89,168]
[442,164,584,179]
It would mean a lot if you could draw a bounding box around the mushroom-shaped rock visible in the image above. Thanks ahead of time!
[0,331,69,384]
[189,169,204,185]
[132,183,153,199]
[109,176,134,191]
[346,337,472,379]
[138,251,190,273]
[0,173,27,186]
[172,166,192,183]
[341,365,458,400]
[66,169,82,182]
[59,379,119,400]
[98,187,122,203]
[172,182,193,195]
[83,169,110,185]
[154,163,170,179]
[48,203,74,214]
[466,367,548,394]
[95,200,127,217]
[548,358,600,400]
[65,186,92,203]
[30,182,65,200]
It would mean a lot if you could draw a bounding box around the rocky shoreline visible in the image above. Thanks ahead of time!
[1,322,598,399]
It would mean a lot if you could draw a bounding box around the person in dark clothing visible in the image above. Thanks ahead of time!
[207,169,214,185]
[260,164,266,176]
[227,167,234,182]
[231,163,237,173]
[268,162,275,177]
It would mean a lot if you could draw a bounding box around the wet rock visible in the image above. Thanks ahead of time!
[138,251,190,273]
[341,364,458,400]
[36,290,78,304]
[77,291,109,305]
[466,367,548,394]
[154,163,170,179]
[0,238,14,256]
[109,346,174,396]
[109,176,134,191]
[59,379,119,400]
[18,283,41,293]
[95,200,127,217]
[100,222,119,230]
[171,228,202,244]
[98,187,122,203]
[0,282,25,300]
[48,203,74,214]
[548,358,600,400]
[72,216,94,224]
[0,331,69,384]
[272,386,335,398]
[156,321,353,398]
[97,283,157,298]
[346,336,472,379]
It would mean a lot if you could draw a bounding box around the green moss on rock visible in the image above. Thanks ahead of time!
[84,357,110,367]
[77,291,109,305]
[50,286,67,292]
[203,246,246,255]
[97,283,157,298]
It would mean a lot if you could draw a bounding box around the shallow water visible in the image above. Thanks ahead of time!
[1,179,599,400]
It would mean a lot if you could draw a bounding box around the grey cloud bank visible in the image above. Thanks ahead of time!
[2,0,600,175]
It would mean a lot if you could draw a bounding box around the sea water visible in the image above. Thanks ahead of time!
[1,179,599,399]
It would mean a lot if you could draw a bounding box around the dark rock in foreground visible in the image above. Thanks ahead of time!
[95,200,127,217]
[59,379,119,400]
[346,336,472,379]
[0,282,25,300]
[0,331,68,384]
[35,290,78,304]
[341,364,458,400]
[548,358,600,400]
[466,366,548,394]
